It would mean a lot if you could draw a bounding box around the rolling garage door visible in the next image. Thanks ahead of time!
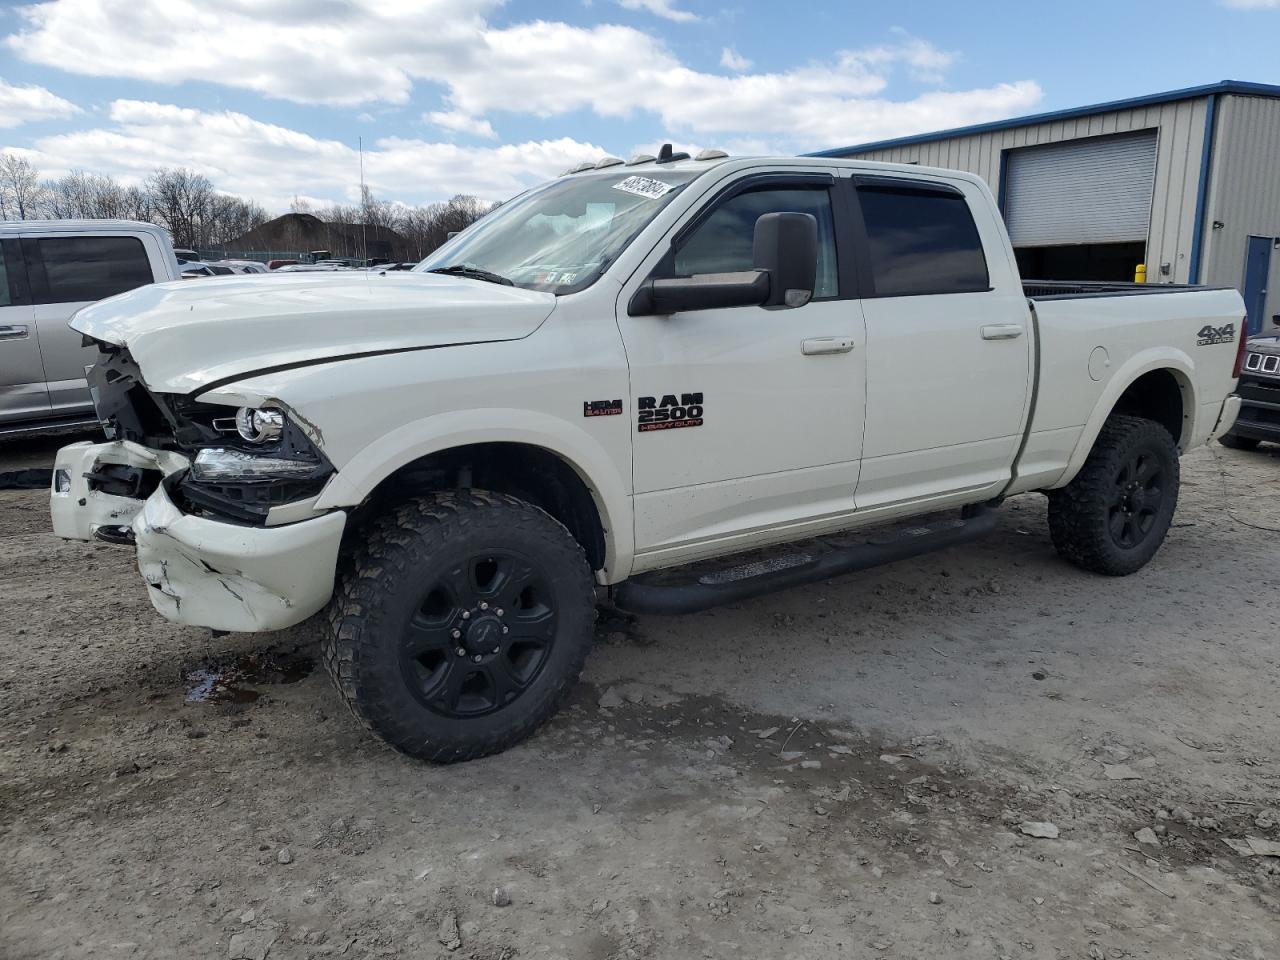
[1004,130,1158,246]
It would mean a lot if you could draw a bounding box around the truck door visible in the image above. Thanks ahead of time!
[23,233,157,418]
[0,239,49,428]
[616,172,867,568]
[845,173,1032,513]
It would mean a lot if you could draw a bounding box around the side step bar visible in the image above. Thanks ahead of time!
[613,505,1000,615]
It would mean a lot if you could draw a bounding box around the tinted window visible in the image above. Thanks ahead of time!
[857,184,988,297]
[0,243,14,308]
[34,236,154,305]
[675,187,839,298]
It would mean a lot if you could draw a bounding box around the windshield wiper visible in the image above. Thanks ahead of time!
[427,264,515,286]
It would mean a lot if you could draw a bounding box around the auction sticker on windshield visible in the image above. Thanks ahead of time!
[613,176,674,200]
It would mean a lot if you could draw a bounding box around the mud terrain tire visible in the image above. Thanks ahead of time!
[1048,415,1180,576]
[323,491,595,762]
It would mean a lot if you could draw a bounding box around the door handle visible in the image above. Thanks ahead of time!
[801,337,855,356]
[0,324,30,341]
[981,324,1024,341]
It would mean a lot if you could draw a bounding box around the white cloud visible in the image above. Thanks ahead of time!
[5,3,1039,152]
[719,47,751,71]
[617,0,699,22]
[426,109,497,139]
[1222,0,1280,7]
[23,99,606,209]
[6,0,498,107]
[0,76,81,128]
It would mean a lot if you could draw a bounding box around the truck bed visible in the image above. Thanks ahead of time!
[1023,280,1228,300]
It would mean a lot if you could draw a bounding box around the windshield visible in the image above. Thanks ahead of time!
[416,169,701,294]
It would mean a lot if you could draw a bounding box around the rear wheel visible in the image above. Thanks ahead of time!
[1219,432,1261,451]
[1048,415,1180,576]
[323,491,596,762]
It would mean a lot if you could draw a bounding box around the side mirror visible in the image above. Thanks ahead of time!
[629,209,819,316]
[753,211,817,308]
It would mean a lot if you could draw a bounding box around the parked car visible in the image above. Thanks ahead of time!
[1,219,181,436]
[266,259,301,271]
[51,154,1244,762]
[273,263,348,272]
[1219,329,1280,450]
[173,248,200,263]
[214,259,269,274]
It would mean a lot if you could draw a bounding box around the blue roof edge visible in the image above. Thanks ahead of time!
[807,80,1280,158]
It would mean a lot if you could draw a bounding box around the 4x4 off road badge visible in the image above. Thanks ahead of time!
[1197,322,1235,346]
[637,393,704,432]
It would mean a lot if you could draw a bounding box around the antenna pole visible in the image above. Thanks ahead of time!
[359,136,368,264]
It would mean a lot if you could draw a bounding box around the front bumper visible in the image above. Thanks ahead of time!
[52,440,347,632]
[1229,374,1280,442]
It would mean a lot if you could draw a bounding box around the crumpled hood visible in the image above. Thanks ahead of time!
[71,271,557,394]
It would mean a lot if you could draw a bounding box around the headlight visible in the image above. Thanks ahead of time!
[191,447,326,483]
[235,406,284,443]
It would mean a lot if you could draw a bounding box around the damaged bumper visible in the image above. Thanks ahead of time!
[51,440,189,541]
[52,440,346,632]
[134,483,346,632]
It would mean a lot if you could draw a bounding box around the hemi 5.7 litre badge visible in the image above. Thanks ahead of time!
[637,393,704,432]
[1197,322,1235,346]
[584,399,623,417]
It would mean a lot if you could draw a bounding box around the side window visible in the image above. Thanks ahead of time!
[0,243,14,308]
[856,183,989,297]
[34,236,155,305]
[674,186,839,298]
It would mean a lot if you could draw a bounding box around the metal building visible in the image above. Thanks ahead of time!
[813,80,1280,333]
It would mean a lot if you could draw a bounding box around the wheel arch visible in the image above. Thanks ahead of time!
[315,410,633,580]
[1052,351,1197,490]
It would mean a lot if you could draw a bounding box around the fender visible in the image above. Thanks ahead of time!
[313,408,635,581]
[1049,347,1197,490]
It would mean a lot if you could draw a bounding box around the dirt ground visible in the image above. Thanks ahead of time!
[2,435,1279,960]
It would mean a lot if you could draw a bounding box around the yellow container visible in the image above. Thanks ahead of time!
[1134,263,1147,284]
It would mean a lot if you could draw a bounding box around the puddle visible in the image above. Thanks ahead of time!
[184,649,315,704]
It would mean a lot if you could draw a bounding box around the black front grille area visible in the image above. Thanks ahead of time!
[176,475,330,525]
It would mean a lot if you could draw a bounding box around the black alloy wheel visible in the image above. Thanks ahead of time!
[401,551,557,718]
[1047,414,1181,576]
[323,490,596,762]
[1107,449,1166,549]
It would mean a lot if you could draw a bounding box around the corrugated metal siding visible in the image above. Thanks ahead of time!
[1201,95,1280,328]
[844,98,1210,282]
[1004,131,1157,246]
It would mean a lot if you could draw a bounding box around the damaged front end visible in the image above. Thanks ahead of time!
[52,340,347,632]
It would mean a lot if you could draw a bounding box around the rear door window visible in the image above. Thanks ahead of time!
[856,182,989,297]
[32,236,155,305]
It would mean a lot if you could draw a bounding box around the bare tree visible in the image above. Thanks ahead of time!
[0,152,46,220]
[145,167,214,249]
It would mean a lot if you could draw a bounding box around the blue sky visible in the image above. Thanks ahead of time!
[1,0,1277,211]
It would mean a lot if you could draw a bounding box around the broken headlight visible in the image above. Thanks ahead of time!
[191,448,326,483]
[178,408,334,524]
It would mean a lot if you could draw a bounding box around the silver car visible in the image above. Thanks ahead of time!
[1,220,181,436]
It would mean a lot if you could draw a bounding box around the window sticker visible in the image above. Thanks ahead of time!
[612,176,674,201]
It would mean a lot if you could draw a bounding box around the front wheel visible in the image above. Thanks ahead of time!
[323,491,596,762]
[1047,415,1180,576]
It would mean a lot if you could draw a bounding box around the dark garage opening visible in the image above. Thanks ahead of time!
[1014,241,1147,282]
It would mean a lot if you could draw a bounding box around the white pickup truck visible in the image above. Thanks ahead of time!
[51,152,1245,762]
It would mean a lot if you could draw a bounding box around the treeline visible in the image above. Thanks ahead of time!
[0,152,494,259]
[291,188,496,261]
